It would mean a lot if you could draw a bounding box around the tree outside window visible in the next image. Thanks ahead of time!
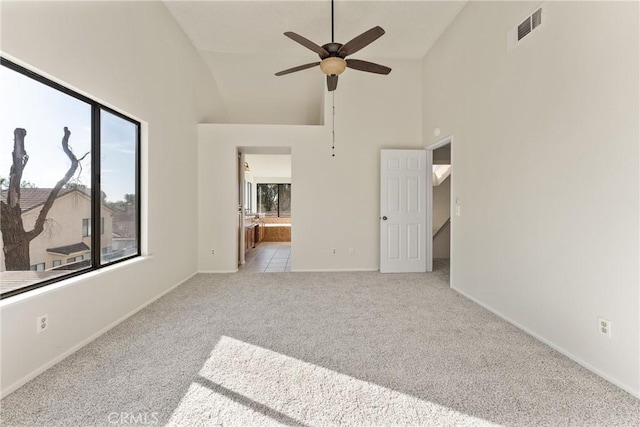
[257,184,291,218]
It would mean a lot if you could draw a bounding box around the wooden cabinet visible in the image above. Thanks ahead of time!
[244,222,265,254]
[253,224,260,248]
[245,225,255,251]
[257,223,265,244]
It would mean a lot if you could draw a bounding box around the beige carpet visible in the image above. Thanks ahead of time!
[1,267,639,426]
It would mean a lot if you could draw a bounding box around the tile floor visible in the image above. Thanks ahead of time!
[239,242,291,273]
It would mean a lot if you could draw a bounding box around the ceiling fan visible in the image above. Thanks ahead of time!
[275,0,391,91]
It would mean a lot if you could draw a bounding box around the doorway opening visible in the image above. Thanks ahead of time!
[237,148,292,273]
[426,137,452,280]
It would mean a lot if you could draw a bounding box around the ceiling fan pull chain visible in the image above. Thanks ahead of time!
[332,92,336,157]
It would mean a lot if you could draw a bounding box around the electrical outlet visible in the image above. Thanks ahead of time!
[349,248,354,255]
[37,315,48,333]
[211,250,215,255]
[332,248,336,255]
[598,317,611,337]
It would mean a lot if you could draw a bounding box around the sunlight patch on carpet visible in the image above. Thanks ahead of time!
[167,336,500,426]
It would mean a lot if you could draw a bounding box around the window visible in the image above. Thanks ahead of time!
[82,218,90,237]
[257,184,291,218]
[29,263,45,272]
[100,111,138,265]
[82,217,104,237]
[0,58,141,299]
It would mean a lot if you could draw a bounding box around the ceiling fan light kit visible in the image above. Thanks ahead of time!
[320,57,347,75]
[275,0,391,91]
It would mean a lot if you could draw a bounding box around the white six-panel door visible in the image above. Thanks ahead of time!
[380,150,427,273]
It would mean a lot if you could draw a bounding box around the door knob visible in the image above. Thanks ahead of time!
[382,216,388,221]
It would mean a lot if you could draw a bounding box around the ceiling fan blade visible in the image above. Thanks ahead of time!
[346,59,392,75]
[327,75,338,91]
[284,32,330,58]
[338,26,385,57]
[275,62,321,76]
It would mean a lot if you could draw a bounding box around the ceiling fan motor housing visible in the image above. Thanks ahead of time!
[322,43,344,56]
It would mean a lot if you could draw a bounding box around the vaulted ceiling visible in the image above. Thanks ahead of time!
[164,1,467,125]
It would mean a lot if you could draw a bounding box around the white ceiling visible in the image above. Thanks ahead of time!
[245,154,292,178]
[164,1,467,125]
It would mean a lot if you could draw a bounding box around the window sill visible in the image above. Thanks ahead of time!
[0,255,153,308]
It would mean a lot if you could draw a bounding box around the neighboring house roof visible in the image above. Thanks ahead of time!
[0,188,113,214]
[1,188,74,212]
[47,242,90,255]
[113,220,136,239]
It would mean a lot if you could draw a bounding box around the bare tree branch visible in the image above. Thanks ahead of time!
[6,128,28,208]
[25,127,81,242]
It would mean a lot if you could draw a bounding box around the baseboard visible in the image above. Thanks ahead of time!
[1,272,197,399]
[198,268,378,273]
[198,270,238,274]
[291,268,379,272]
[452,285,640,399]
[199,269,377,273]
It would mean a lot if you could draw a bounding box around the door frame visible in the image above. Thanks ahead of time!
[238,150,245,266]
[237,148,293,269]
[425,136,453,273]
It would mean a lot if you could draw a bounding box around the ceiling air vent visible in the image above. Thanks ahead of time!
[518,17,532,41]
[508,6,544,52]
[531,8,542,30]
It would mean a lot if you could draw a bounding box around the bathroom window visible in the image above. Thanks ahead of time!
[257,184,291,218]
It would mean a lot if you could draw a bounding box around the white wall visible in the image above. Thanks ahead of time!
[433,177,451,259]
[422,1,640,395]
[0,1,226,397]
[202,52,325,126]
[433,222,450,259]
[199,59,422,272]
[433,177,451,235]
